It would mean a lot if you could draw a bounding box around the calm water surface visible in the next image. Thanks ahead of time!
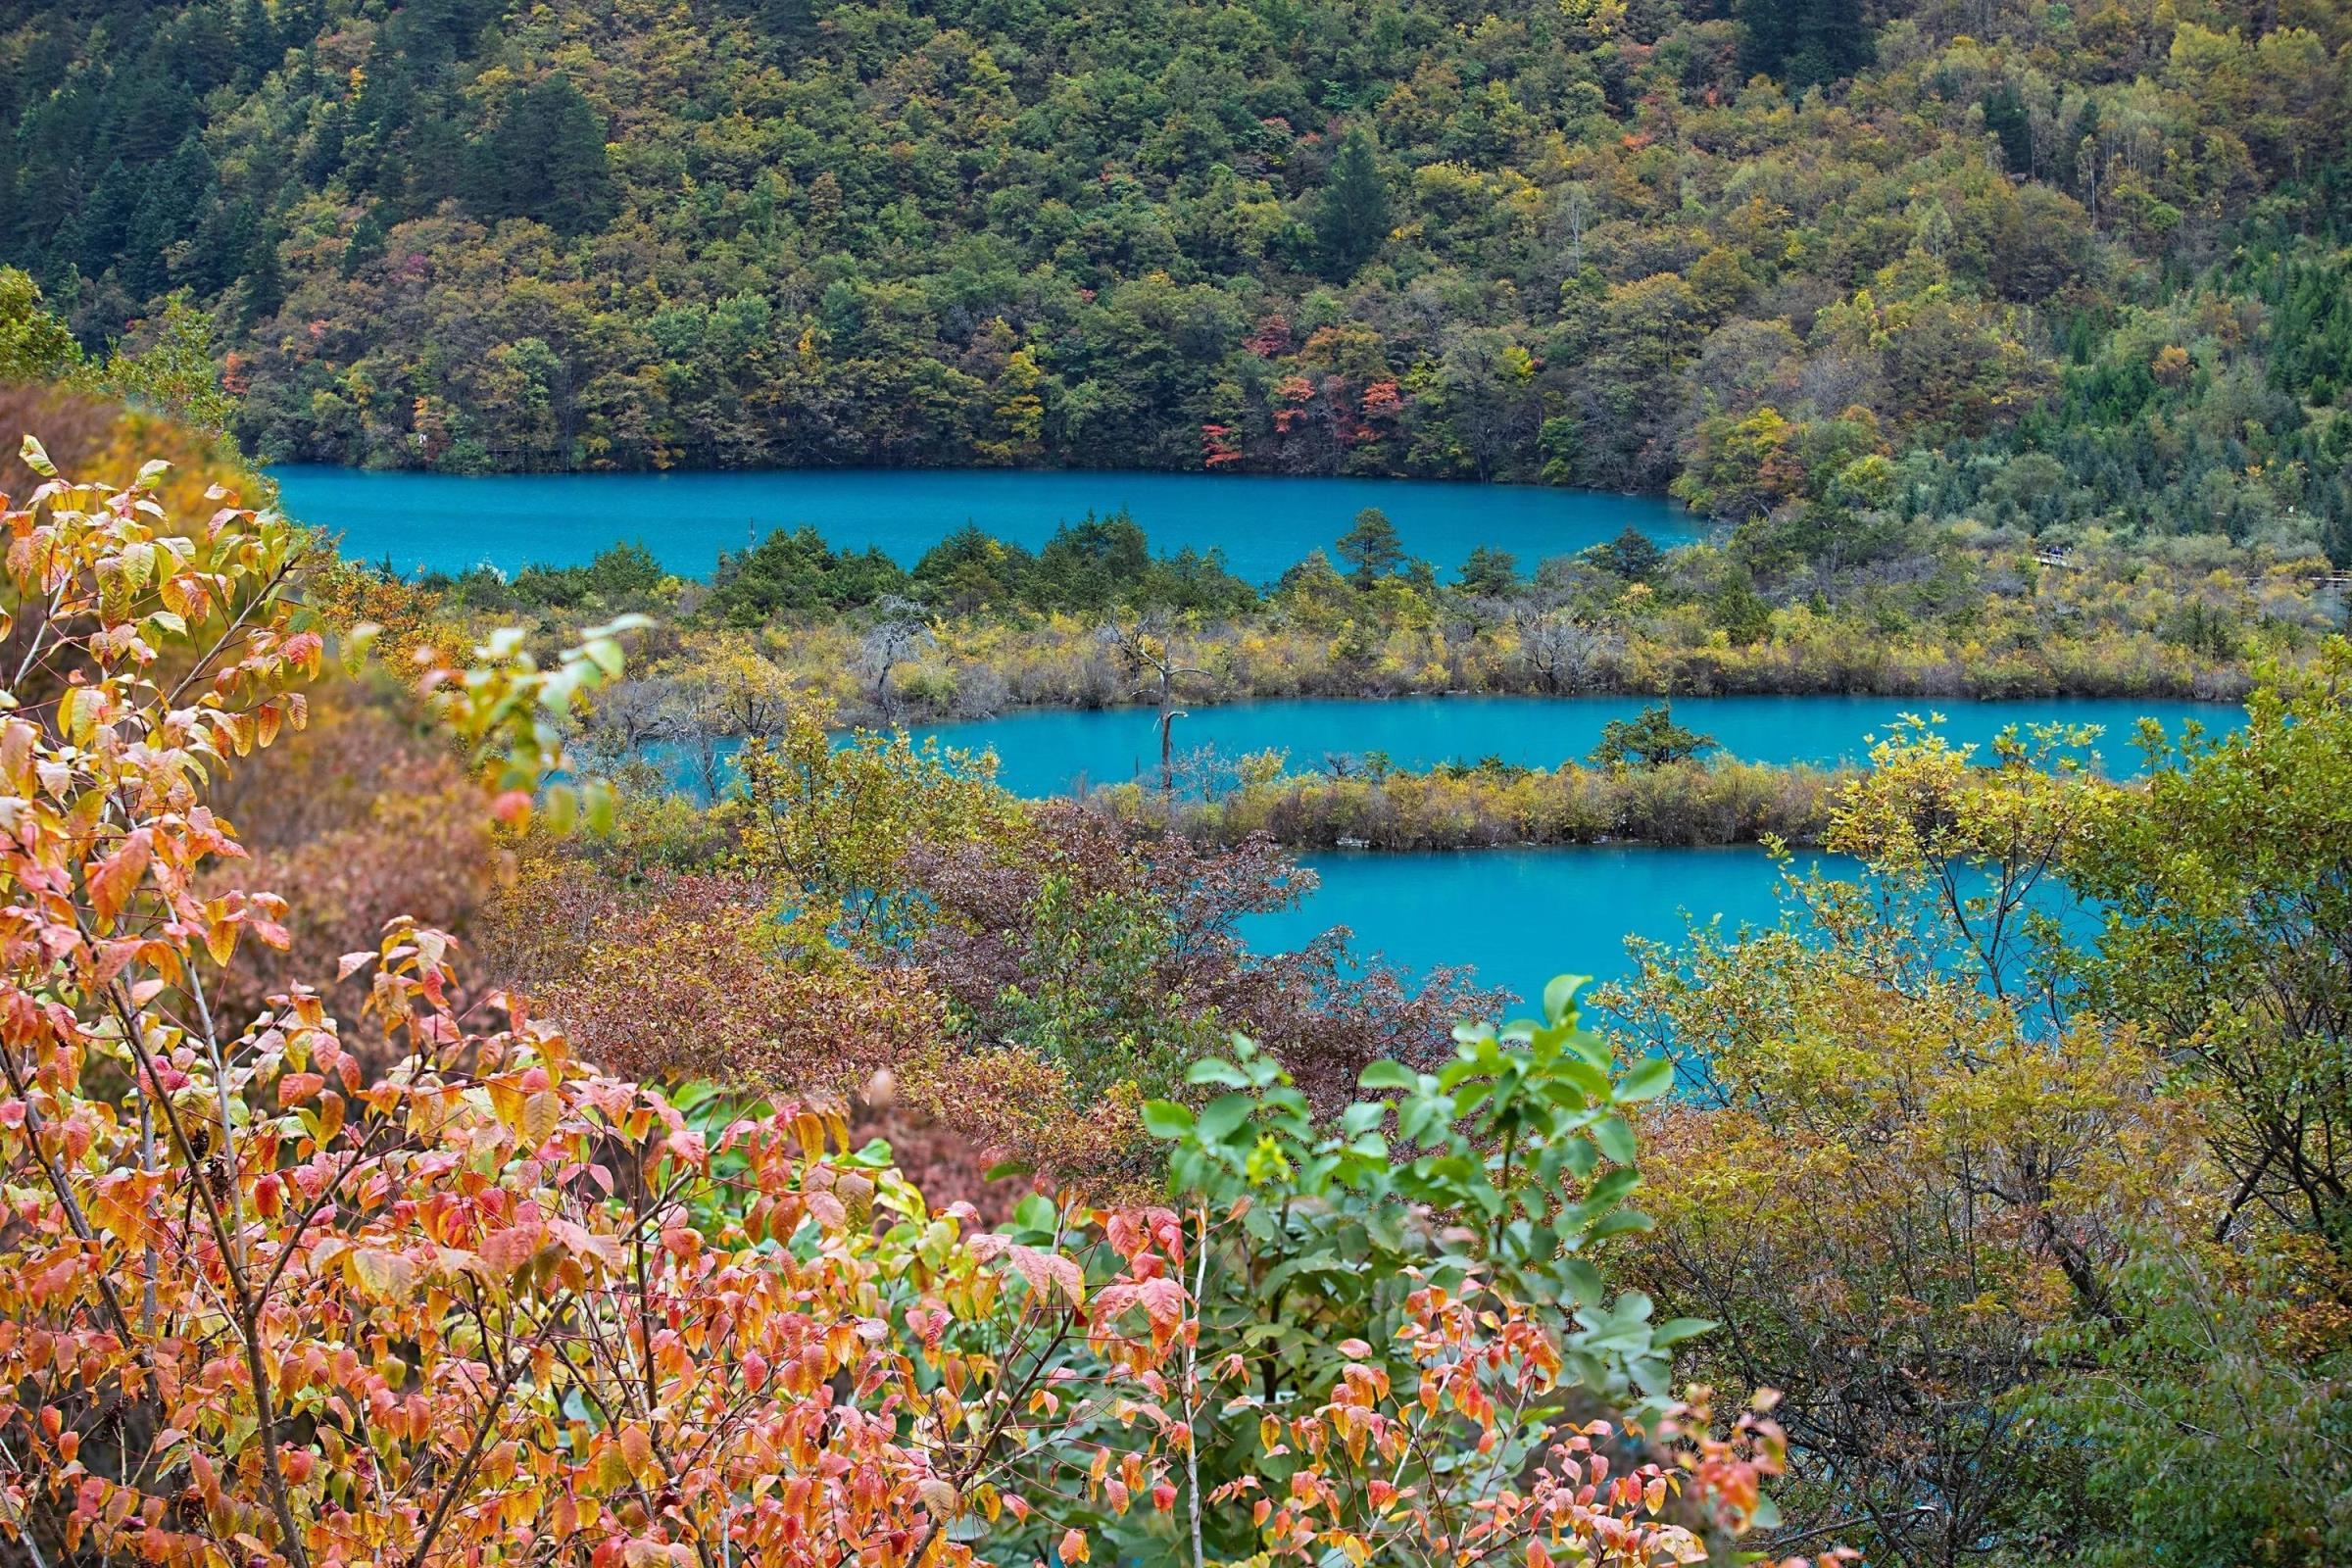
[276,467,2179,995]
[908,693,2237,796]
[1246,845,2093,1004]
[1243,846,1832,1003]
[900,695,2187,993]
[896,694,2181,992]
[270,466,1700,585]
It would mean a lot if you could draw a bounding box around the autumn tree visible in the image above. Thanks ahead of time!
[2063,650,2352,1250]
[0,443,1194,1568]
[1613,913,2182,1566]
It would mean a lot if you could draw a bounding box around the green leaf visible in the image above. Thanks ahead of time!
[541,783,580,836]
[1194,1094,1256,1145]
[1590,1207,1655,1239]
[1357,1059,1420,1092]
[1139,1100,1196,1140]
[582,777,617,835]
[1651,1316,1715,1348]
[1616,1055,1676,1102]
[1586,1165,1642,1210]
[1558,1255,1605,1307]
[1543,973,1591,1025]
[1592,1114,1638,1165]
[1186,1058,1250,1088]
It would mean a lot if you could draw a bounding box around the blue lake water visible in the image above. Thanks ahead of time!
[777,692,2188,997]
[894,695,2173,998]
[268,466,1699,585]
[265,463,2185,999]
[1245,845,2091,1005]
[1243,846,1832,1003]
[906,693,2238,796]
[647,692,2220,992]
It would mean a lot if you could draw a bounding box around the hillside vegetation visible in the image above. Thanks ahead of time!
[5,0,2352,555]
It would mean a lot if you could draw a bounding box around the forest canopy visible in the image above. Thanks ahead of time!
[3,0,2351,555]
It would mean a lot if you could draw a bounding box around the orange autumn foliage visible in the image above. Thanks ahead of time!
[0,446,1188,1567]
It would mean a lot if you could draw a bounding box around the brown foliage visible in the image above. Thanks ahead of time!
[205,690,490,1027]
[901,804,1502,1113]
[479,852,944,1097]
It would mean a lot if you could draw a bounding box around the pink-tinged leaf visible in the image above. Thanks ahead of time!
[1007,1245,1087,1308]
[86,830,152,921]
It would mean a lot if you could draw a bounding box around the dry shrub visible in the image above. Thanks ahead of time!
[0,386,255,518]
[479,856,944,1098]
[205,687,491,1030]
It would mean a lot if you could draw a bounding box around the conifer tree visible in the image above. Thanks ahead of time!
[1314,127,1390,281]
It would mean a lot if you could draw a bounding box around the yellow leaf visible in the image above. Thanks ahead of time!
[619,1423,657,1483]
[520,1090,562,1147]
[347,1248,409,1301]
[588,1442,631,1494]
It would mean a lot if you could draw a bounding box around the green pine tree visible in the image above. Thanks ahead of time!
[1314,128,1390,281]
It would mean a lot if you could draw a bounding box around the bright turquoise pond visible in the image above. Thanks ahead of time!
[1247,847,1838,1002]
[646,692,2220,994]
[1246,845,2088,1004]
[906,693,2237,796]
[269,466,1699,585]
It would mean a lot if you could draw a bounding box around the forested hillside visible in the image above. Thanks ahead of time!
[5,0,2352,549]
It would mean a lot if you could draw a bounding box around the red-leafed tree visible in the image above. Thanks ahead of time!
[0,446,1188,1567]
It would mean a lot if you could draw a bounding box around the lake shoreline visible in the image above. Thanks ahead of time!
[827,675,2254,731]
[272,463,1703,586]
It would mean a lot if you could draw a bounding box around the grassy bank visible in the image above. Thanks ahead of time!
[1096,757,1849,852]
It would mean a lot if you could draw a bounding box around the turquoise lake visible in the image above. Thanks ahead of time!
[268,466,1700,585]
[903,693,2236,797]
[1246,844,2091,1004]
[268,464,2202,998]
[1245,846,1838,1003]
[855,692,2212,997]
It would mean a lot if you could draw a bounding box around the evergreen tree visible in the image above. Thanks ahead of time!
[66,160,140,282]
[1314,128,1390,281]
[233,0,283,83]
[1337,507,1406,586]
[1983,84,2033,175]
[1456,545,1519,595]
[342,211,387,279]
[1588,702,1716,767]
[1737,0,1872,93]
[122,139,217,299]
[758,0,820,55]
[1592,526,1663,581]
[238,225,285,329]
[184,194,259,297]
[462,74,614,237]
[402,110,466,214]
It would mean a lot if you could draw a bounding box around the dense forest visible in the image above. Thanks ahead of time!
[5,0,2352,554]
[3,0,2352,1560]
[2,407,2349,1566]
